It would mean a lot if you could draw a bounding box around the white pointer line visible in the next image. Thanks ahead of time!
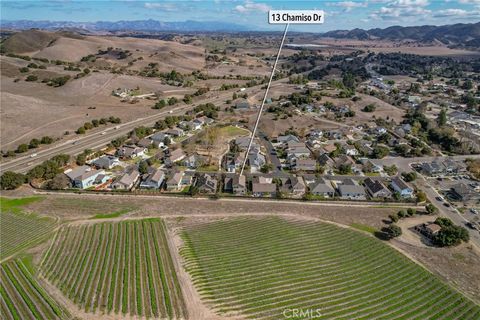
[240,23,289,176]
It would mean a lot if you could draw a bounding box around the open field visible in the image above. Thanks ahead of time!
[180,216,480,319]
[1,258,69,320]
[40,219,187,318]
[0,197,57,260]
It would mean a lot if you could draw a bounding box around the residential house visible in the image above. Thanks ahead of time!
[309,178,335,198]
[317,153,334,168]
[111,169,140,190]
[195,173,218,194]
[224,174,247,195]
[277,134,300,146]
[137,138,152,148]
[334,155,355,169]
[117,145,146,159]
[292,159,317,172]
[165,128,185,137]
[139,169,165,189]
[247,148,266,173]
[391,176,414,198]
[151,132,169,148]
[181,171,194,186]
[450,183,480,202]
[224,153,243,173]
[337,179,367,200]
[166,171,185,191]
[169,148,186,163]
[284,176,306,196]
[92,155,120,169]
[364,178,392,199]
[252,182,276,197]
[183,154,205,169]
[65,166,107,189]
[344,145,359,156]
[322,144,337,154]
[235,137,259,151]
[287,143,310,159]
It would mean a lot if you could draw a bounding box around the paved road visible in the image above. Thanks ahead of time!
[0,104,191,174]
[258,131,282,171]
[372,155,480,248]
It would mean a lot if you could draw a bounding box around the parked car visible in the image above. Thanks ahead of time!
[470,208,478,215]
[435,196,443,202]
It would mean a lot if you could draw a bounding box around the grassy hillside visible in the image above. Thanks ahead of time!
[181,217,480,319]
[2,30,58,53]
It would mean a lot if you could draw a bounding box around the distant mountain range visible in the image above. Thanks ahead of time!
[2,20,480,47]
[322,22,480,47]
[0,19,249,33]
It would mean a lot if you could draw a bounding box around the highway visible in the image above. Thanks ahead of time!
[0,90,237,174]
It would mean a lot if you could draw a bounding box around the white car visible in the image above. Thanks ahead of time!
[169,110,173,114]
[30,153,37,158]
[101,131,106,135]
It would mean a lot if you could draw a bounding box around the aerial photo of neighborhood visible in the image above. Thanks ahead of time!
[0,0,480,319]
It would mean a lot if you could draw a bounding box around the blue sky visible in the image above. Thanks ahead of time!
[2,0,480,32]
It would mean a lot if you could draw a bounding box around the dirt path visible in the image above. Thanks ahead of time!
[168,228,231,320]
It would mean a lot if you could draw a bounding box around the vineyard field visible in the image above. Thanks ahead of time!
[40,219,187,319]
[181,217,480,320]
[0,259,69,320]
[0,197,56,260]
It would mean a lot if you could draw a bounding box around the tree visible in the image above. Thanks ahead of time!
[41,136,53,144]
[76,153,86,165]
[434,225,469,247]
[385,224,402,238]
[407,208,416,216]
[383,165,398,176]
[163,136,171,146]
[0,171,26,190]
[342,72,356,90]
[362,104,376,112]
[373,146,390,159]
[425,203,438,214]
[437,108,447,126]
[44,173,70,190]
[416,191,427,203]
[338,164,352,175]
[29,138,40,149]
[26,75,38,81]
[260,163,273,174]
[153,100,166,109]
[402,171,417,182]
[138,161,149,175]
[76,126,86,134]
[16,144,29,153]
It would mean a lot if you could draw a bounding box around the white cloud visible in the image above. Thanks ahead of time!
[370,5,430,19]
[434,8,480,17]
[390,0,429,7]
[144,2,177,11]
[329,1,368,12]
[234,0,271,14]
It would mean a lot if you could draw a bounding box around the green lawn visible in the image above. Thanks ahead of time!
[181,217,480,320]
[90,209,131,220]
